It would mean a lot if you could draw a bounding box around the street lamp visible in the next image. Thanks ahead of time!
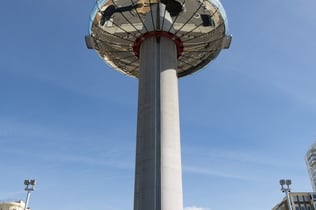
[24,179,36,210]
[280,179,293,210]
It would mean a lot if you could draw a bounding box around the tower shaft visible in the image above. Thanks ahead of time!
[134,34,183,210]
[87,0,231,209]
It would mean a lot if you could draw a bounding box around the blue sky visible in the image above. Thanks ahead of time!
[0,0,316,210]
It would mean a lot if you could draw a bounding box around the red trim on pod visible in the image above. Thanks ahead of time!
[133,31,183,58]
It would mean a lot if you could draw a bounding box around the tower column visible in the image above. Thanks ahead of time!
[160,38,183,210]
[87,1,231,210]
[134,14,183,210]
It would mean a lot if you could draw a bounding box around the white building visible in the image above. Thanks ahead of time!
[0,200,26,210]
[306,141,316,192]
[272,192,316,210]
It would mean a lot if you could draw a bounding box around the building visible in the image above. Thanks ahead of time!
[306,142,316,192]
[272,192,316,210]
[0,200,26,210]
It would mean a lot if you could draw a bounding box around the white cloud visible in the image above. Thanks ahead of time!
[184,206,210,210]
[183,165,252,181]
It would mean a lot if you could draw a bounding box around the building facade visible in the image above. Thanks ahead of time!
[0,200,26,210]
[272,192,316,210]
[306,142,316,192]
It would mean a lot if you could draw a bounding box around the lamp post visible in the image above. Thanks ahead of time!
[280,179,293,210]
[24,179,36,210]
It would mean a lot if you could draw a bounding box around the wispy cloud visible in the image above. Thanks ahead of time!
[233,62,316,113]
[183,146,304,170]
[0,191,25,201]
[183,165,253,181]
[181,146,306,182]
[184,206,210,210]
[0,119,135,171]
[36,153,134,170]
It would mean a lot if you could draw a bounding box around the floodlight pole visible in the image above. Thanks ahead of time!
[280,179,293,210]
[24,179,36,210]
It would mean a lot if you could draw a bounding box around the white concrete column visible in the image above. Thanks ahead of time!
[134,35,162,210]
[160,36,183,210]
[134,4,183,210]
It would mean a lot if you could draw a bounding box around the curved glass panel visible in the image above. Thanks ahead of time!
[210,0,228,31]
[87,0,230,78]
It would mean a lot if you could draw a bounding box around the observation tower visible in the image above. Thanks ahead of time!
[85,0,231,209]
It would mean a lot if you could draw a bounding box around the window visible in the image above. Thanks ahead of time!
[200,14,215,27]
[295,206,299,210]
[305,195,310,201]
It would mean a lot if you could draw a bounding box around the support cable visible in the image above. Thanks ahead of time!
[174,1,203,36]
[110,0,144,35]
[181,22,225,43]
[177,7,219,39]
[167,0,186,33]
[94,1,140,39]
[129,0,150,32]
